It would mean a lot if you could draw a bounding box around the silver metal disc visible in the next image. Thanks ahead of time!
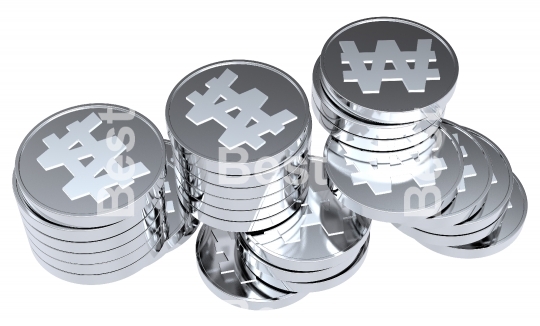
[393,127,513,244]
[166,60,312,175]
[312,57,443,143]
[243,238,369,293]
[15,103,166,228]
[418,127,512,234]
[325,126,463,223]
[313,98,440,151]
[241,157,371,272]
[403,120,493,228]
[196,225,307,310]
[320,17,458,124]
[423,175,527,258]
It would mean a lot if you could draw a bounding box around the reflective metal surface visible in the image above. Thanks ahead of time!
[196,225,307,310]
[15,104,166,228]
[320,17,458,124]
[402,120,493,228]
[167,60,312,175]
[14,129,197,283]
[241,158,371,271]
[196,156,371,308]
[325,126,463,223]
[424,175,527,258]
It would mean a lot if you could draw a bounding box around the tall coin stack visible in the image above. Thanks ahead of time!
[315,17,527,258]
[166,61,371,309]
[14,104,198,284]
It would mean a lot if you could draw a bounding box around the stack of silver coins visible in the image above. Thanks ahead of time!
[166,61,312,234]
[315,17,527,258]
[13,104,198,284]
[166,61,371,309]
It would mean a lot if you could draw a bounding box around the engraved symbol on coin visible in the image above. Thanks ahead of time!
[340,39,440,94]
[185,68,298,150]
[36,112,150,203]
[343,147,447,195]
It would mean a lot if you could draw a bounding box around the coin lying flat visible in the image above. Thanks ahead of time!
[15,103,166,228]
[166,60,312,176]
[196,225,307,310]
[320,17,458,124]
[424,175,527,258]
[325,126,463,223]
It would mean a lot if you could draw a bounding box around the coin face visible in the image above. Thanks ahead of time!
[166,60,310,163]
[15,104,165,218]
[320,17,458,122]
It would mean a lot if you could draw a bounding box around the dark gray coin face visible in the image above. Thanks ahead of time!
[166,60,310,163]
[15,104,165,217]
[321,17,458,114]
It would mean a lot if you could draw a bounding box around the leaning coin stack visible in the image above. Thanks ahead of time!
[315,17,528,258]
[166,61,372,309]
[13,104,198,284]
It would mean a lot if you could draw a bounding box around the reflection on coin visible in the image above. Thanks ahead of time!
[320,17,458,124]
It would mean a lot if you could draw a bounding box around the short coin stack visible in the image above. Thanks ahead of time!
[315,17,528,258]
[14,104,198,284]
[195,158,371,310]
[166,61,372,309]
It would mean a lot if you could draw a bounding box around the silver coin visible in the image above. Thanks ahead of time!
[196,225,307,310]
[176,171,306,218]
[394,211,504,247]
[242,237,369,293]
[166,60,311,175]
[240,156,371,272]
[402,120,493,228]
[174,140,309,197]
[15,174,165,244]
[422,128,512,234]
[312,57,443,142]
[313,97,440,151]
[320,17,458,124]
[395,127,512,243]
[27,232,174,285]
[424,175,527,258]
[175,159,308,201]
[21,143,197,265]
[176,174,307,211]
[27,229,164,274]
[237,235,353,283]
[173,128,310,188]
[177,181,308,223]
[20,202,165,254]
[163,140,199,243]
[23,223,162,264]
[15,103,166,228]
[325,127,463,223]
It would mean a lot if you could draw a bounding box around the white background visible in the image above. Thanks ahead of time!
[0,0,538,324]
